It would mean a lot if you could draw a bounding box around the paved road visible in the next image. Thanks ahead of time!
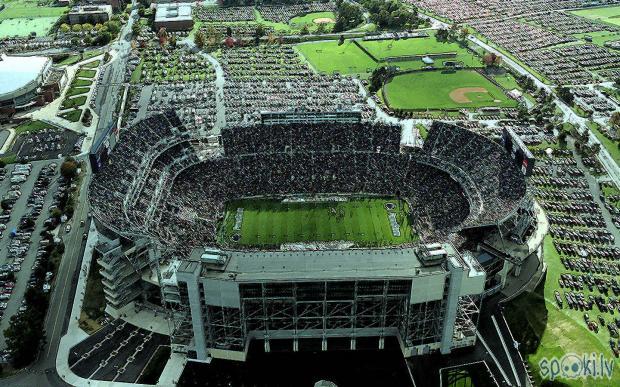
[93,2,137,144]
[0,161,60,349]
[0,160,91,387]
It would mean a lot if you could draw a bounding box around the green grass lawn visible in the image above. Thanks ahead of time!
[61,95,87,109]
[0,16,58,37]
[13,119,53,135]
[383,70,517,110]
[296,40,377,75]
[359,35,479,67]
[491,72,520,90]
[507,236,620,386]
[65,86,90,97]
[572,5,620,27]
[76,69,96,79]
[0,0,67,37]
[589,123,620,166]
[220,198,418,248]
[297,33,482,77]
[56,49,104,66]
[59,109,83,122]
[71,79,93,87]
[82,60,101,69]
[289,11,335,32]
[0,0,67,19]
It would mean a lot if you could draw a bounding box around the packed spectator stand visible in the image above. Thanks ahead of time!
[89,113,529,256]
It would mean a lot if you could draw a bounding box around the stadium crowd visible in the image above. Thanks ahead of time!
[90,115,530,254]
[220,45,372,125]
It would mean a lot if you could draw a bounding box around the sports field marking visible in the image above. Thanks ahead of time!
[449,87,489,103]
[220,198,418,247]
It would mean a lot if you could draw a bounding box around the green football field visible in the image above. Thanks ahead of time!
[220,198,418,248]
[383,70,518,110]
[571,5,620,26]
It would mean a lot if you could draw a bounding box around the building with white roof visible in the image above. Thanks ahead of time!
[0,54,62,119]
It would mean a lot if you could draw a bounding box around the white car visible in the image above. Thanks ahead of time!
[65,224,71,233]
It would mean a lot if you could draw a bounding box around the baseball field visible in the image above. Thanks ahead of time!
[383,70,518,110]
[220,198,418,248]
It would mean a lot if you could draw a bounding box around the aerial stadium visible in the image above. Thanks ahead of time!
[88,111,547,362]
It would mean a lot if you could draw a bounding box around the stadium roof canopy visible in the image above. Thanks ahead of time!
[0,54,49,98]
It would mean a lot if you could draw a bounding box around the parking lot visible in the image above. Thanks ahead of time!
[0,160,62,349]
[11,128,83,162]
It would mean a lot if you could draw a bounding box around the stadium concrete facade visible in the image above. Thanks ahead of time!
[88,112,547,363]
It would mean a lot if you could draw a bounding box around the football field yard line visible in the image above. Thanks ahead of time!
[230,198,416,247]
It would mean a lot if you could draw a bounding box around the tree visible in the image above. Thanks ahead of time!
[157,27,168,46]
[436,28,449,42]
[94,31,111,46]
[338,35,345,46]
[615,77,620,89]
[300,25,310,35]
[483,52,501,67]
[194,30,206,49]
[459,27,470,41]
[132,22,141,37]
[60,158,79,179]
[169,35,177,48]
[82,23,93,31]
[369,66,397,93]
[316,22,326,34]
[105,20,121,35]
[72,24,82,33]
[82,108,92,125]
[4,310,46,368]
[59,23,70,33]
[557,86,574,105]
[610,112,620,138]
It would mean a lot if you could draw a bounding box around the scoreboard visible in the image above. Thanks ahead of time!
[502,128,535,177]
[89,125,119,173]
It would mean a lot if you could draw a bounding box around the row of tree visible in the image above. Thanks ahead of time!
[360,0,421,30]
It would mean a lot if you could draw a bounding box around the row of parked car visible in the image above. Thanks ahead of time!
[0,163,57,322]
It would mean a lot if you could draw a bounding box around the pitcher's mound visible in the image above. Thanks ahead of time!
[314,17,335,24]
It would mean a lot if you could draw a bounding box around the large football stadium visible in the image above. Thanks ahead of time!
[88,111,543,363]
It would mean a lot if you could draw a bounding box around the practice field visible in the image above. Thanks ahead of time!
[0,0,67,37]
[0,16,58,37]
[296,40,377,74]
[296,32,482,76]
[359,37,478,66]
[383,70,517,110]
[571,5,620,26]
[220,198,418,248]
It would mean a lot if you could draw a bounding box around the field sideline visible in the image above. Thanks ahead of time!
[220,198,418,248]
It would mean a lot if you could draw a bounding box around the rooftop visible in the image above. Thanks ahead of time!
[0,54,50,98]
[189,247,447,281]
[155,3,192,22]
